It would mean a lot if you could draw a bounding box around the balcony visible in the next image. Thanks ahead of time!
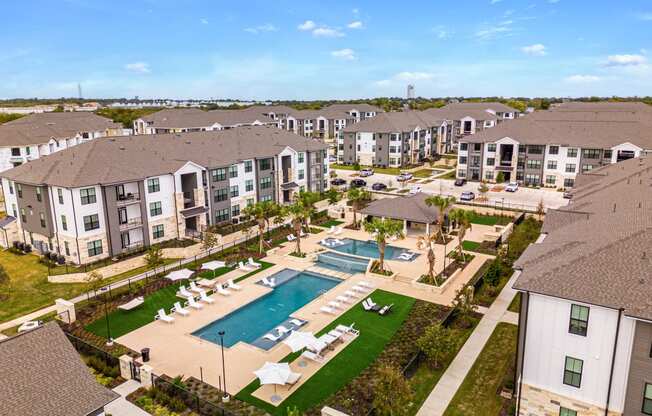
[282,168,294,184]
[116,192,140,206]
[119,217,143,231]
[183,191,195,209]
[122,240,144,251]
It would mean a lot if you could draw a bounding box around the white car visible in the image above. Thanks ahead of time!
[409,186,422,195]
[359,168,374,177]
[397,172,413,182]
[505,182,519,192]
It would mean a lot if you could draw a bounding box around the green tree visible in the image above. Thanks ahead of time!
[85,270,104,294]
[478,181,489,201]
[201,231,219,252]
[242,201,281,254]
[449,209,473,261]
[363,218,404,273]
[326,187,340,204]
[352,161,361,171]
[286,406,303,416]
[536,199,545,221]
[417,324,456,369]
[453,285,477,328]
[425,195,456,241]
[496,171,505,184]
[347,187,371,228]
[278,195,315,256]
[372,364,413,416]
[144,245,164,268]
[484,258,503,287]
[416,231,438,284]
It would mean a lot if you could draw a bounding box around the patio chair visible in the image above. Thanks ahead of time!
[301,350,325,363]
[276,325,291,335]
[318,333,337,346]
[328,329,344,340]
[336,323,360,336]
[344,290,359,298]
[262,277,276,287]
[287,371,302,387]
[300,230,307,238]
[155,309,175,323]
[379,303,394,316]
[359,281,374,289]
[335,295,351,304]
[320,239,333,247]
[263,333,280,342]
[352,285,368,293]
[290,318,305,328]
[247,257,262,268]
[238,261,254,272]
[333,227,343,236]
[171,302,190,317]
[198,290,215,304]
[327,301,343,309]
[398,252,416,261]
[327,226,335,234]
[185,296,203,310]
[287,234,297,242]
[362,298,378,311]
[176,285,193,299]
[226,279,242,290]
[189,281,203,293]
[320,306,336,315]
[216,286,231,296]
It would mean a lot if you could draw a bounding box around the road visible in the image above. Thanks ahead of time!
[332,168,568,210]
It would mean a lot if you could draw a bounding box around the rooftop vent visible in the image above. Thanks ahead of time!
[119,146,126,150]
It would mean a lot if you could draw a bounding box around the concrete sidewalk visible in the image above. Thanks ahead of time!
[415,271,519,416]
[105,380,151,416]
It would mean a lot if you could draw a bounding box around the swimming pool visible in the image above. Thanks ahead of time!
[316,251,370,273]
[322,238,416,261]
[192,269,341,349]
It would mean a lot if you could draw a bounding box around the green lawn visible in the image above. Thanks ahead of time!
[234,261,275,283]
[468,213,512,226]
[413,169,434,178]
[436,170,457,180]
[461,240,481,251]
[236,290,415,415]
[318,219,344,228]
[443,323,518,416]
[331,164,403,176]
[508,293,520,313]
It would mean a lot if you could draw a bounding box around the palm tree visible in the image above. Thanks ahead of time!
[242,201,280,254]
[279,195,315,256]
[416,231,438,284]
[363,218,404,273]
[449,209,473,262]
[295,191,320,229]
[348,187,371,228]
[425,195,456,241]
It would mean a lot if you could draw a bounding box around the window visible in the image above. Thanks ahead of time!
[298,169,305,180]
[487,143,496,152]
[527,145,544,154]
[80,187,96,205]
[152,224,164,239]
[460,143,468,151]
[25,146,30,155]
[486,158,495,166]
[457,169,466,178]
[581,164,595,173]
[215,208,229,222]
[64,241,70,256]
[518,146,526,153]
[565,164,576,173]
[474,143,481,151]
[559,407,577,416]
[57,188,64,204]
[87,240,103,257]
[83,214,100,231]
[643,383,652,415]
[245,179,254,192]
[20,208,26,223]
[549,145,559,155]
[16,183,22,198]
[298,152,305,163]
[459,156,468,165]
[11,204,16,218]
[582,149,601,159]
[230,185,239,198]
[567,148,578,158]
[546,175,556,185]
[61,215,68,231]
[603,150,612,159]
[569,304,589,336]
[525,174,540,185]
[244,160,253,173]
[485,171,494,180]
[39,213,46,228]
[260,177,272,189]
[147,178,160,193]
[36,187,42,202]
[564,178,575,188]
[246,197,255,206]
[260,158,272,170]
[526,160,542,169]
[261,195,272,202]
[212,168,227,182]
[563,357,583,388]
[150,201,162,216]
[8,182,13,195]
[229,165,238,178]
[11,147,20,156]
[547,160,558,170]
[214,188,228,202]
[231,205,240,217]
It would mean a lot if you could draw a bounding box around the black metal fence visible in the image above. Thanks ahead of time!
[64,332,121,369]
[152,374,239,416]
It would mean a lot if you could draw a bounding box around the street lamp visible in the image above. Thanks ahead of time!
[218,330,229,402]
[101,288,113,347]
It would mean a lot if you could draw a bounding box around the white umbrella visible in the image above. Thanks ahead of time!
[283,331,320,353]
[254,362,292,402]
[201,260,227,277]
[165,268,194,281]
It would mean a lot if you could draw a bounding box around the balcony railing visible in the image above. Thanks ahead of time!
[282,168,294,184]
[119,217,143,231]
[116,192,140,205]
[121,241,144,251]
[183,191,195,209]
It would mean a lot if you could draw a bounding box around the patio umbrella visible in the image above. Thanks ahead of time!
[164,268,194,281]
[200,260,227,277]
[253,362,292,402]
[282,331,320,353]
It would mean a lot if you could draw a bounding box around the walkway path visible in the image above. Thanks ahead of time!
[105,380,150,416]
[415,271,519,416]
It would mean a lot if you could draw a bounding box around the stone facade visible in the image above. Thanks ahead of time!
[519,384,622,416]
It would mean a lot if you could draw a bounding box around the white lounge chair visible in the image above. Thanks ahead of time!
[287,234,297,242]
[185,296,203,310]
[301,350,324,363]
[362,297,378,311]
[336,323,360,336]
[262,277,276,287]
[344,290,359,298]
[155,309,174,323]
[359,281,374,289]
[320,306,336,314]
[328,301,343,309]
[263,333,280,342]
[320,239,332,247]
[189,281,203,293]
[327,226,335,234]
[248,257,262,268]
[300,230,307,237]
[199,290,215,304]
[352,285,368,293]
[226,279,242,290]
[336,295,351,304]
[318,333,338,345]
[118,296,144,311]
[333,227,343,236]
[287,371,302,386]
[177,285,193,299]
[238,261,254,272]
[171,302,190,317]
[398,252,416,261]
[276,325,291,335]
[216,286,231,296]
[290,318,305,327]
[328,329,344,339]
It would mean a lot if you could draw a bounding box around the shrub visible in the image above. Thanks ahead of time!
[167,397,186,413]
[372,364,413,416]
[484,259,503,287]
[417,324,455,369]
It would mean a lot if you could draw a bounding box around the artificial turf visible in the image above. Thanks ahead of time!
[461,240,481,251]
[236,289,416,415]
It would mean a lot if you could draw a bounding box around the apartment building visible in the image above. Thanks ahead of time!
[338,111,447,167]
[0,112,125,172]
[456,103,652,188]
[283,103,383,140]
[0,126,328,264]
[513,156,652,416]
[133,108,277,134]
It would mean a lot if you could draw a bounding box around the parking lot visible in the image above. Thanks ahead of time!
[331,168,569,210]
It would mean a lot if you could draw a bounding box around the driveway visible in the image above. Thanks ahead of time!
[331,169,568,210]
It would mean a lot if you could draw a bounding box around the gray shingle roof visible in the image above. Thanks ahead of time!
[343,111,444,133]
[0,322,118,416]
[0,112,121,147]
[1,126,327,188]
[140,108,274,128]
[423,106,500,121]
[361,193,440,223]
[441,101,519,113]
[513,156,652,320]
[322,103,384,113]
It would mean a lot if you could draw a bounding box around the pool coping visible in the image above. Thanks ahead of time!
[319,237,420,262]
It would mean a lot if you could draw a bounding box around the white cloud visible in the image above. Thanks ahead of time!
[298,20,316,31]
[124,62,150,74]
[312,27,344,37]
[347,21,363,29]
[244,23,278,34]
[636,12,652,21]
[331,48,356,60]
[431,26,452,39]
[606,54,647,66]
[475,26,512,40]
[564,74,601,83]
[490,0,503,4]
[200,18,208,24]
[352,8,359,14]
[521,44,547,56]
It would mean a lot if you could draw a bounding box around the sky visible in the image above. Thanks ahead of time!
[1,0,651,100]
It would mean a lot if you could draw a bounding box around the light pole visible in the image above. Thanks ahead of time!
[218,330,229,402]
[102,288,113,346]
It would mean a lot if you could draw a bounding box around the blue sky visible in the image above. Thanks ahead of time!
[1,0,651,99]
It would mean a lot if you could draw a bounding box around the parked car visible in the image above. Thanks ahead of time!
[350,179,367,188]
[372,182,387,191]
[359,168,374,177]
[330,178,346,186]
[454,178,467,186]
[505,182,519,192]
[460,191,475,201]
[409,186,422,195]
[563,191,573,199]
[328,155,337,163]
[396,172,413,182]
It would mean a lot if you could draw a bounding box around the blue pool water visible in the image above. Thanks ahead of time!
[325,238,415,260]
[316,251,370,273]
[192,269,341,348]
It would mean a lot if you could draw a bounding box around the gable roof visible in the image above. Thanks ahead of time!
[139,108,274,129]
[322,103,384,113]
[442,101,519,113]
[513,156,652,320]
[1,126,327,188]
[0,112,121,147]
[342,111,444,133]
[423,106,500,122]
[0,322,118,416]
[361,193,440,223]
